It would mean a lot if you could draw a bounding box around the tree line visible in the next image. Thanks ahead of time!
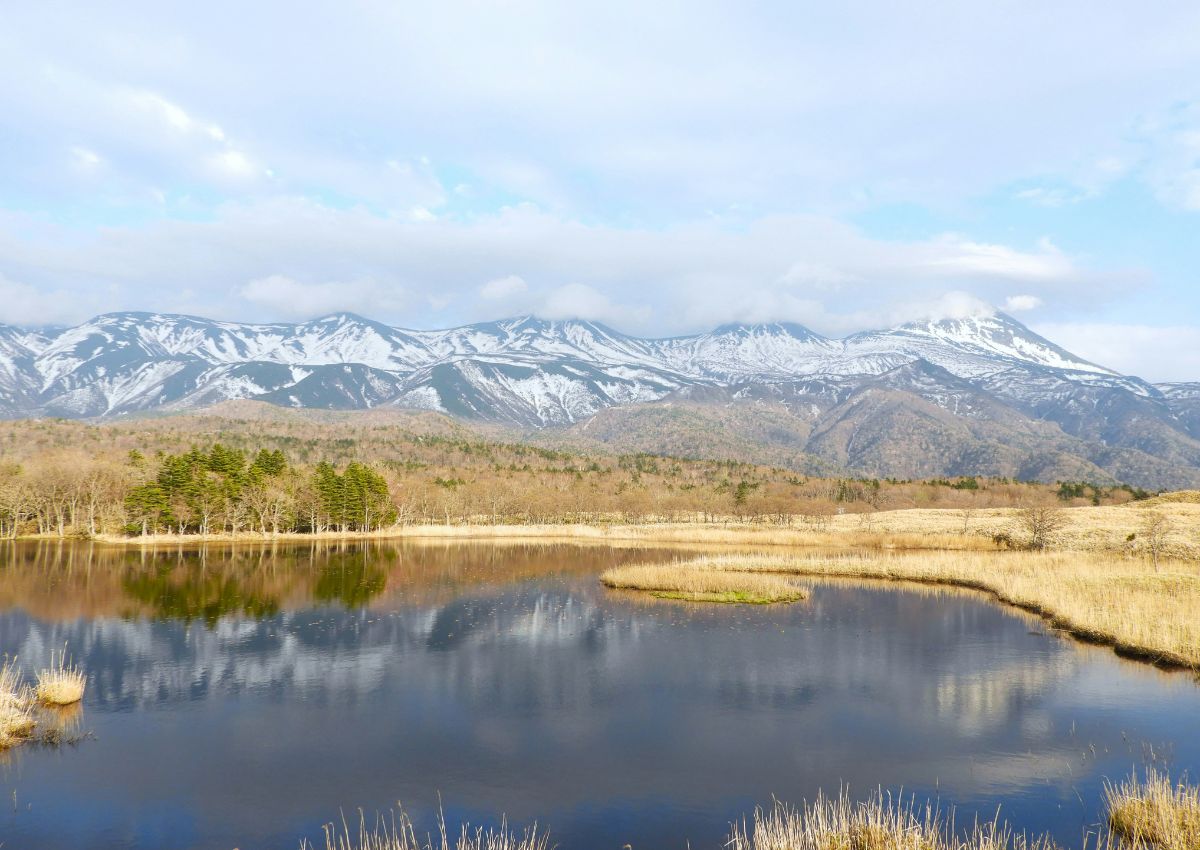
[0,414,1154,539]
[1,445,394,537]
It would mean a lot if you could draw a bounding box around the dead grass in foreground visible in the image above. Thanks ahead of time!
[602,550,1200,668]
[1106,770,1200,850]
[732,778,1200,850]
[0,659,35,748]
[729,789,1055,850]
[304,809,548,850]
[600,563,808,603]
[1,655,89,749]
[312,776,1200,850]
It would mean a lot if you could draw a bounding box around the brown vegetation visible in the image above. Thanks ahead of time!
[602,550,1200,667]
[309,777,1200,850]
[1106,770,1200,850]
[600,562,808,603]
[1,653,88,748]
[0,413,1165,542]
[0,659,35,748]
[303,808,548,850]
[728,790,1054,850]
[35,647,86,706]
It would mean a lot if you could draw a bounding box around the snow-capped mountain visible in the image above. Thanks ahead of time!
[1,309,1197,487]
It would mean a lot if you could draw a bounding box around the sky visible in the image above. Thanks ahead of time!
[1,1,1199,380]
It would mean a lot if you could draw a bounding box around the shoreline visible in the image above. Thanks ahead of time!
[17,521,1003,553]
[4,501,1193,559]
[7,515,1197,673]
[600,551,1200,671]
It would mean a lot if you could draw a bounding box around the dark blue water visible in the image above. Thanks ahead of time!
[0,541,1196,850]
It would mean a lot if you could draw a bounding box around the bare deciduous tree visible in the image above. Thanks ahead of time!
[1016,505,1067,550]
[1139,509,1172,572]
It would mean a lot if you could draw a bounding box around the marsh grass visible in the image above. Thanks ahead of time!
[304,808,549,850]
[600,563,808,604]
[35,647,86,706]
[1105,770,1200,850]
[727,790,1055,850]
[97,501,1200,562]
[0,659,35,748]
[605,550,1200,667]
[0,653,90,750]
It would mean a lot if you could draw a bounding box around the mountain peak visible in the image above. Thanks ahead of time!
[885,310,1114,375]
[711,321,826,341]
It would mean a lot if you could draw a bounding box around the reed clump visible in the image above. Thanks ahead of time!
[600,563,808,604]
[727,790,1054,850]
[0,654,89,750]
[304,809,549,850]
[0,659,36,748]
[607,550,1200,667]
[1105,770,1200,850]
[35,648,87,706]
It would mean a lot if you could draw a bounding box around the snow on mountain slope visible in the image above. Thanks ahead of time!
[0,324,49,412]
[842,313,1117,380]
[4,307,1199,486]
[0,308,1185,435]
[653,322,838,380]
[390,356,692,425]
[412,317,664,367]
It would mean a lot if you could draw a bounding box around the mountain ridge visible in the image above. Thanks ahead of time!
[0,309,1196,489]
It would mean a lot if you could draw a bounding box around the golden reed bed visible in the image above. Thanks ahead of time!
[601,549,1200,668]
[308,773,1198,850]
[91,501,1200,562]
[600,563,808,603]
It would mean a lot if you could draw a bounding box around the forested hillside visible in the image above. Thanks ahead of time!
[0,404,1153,538]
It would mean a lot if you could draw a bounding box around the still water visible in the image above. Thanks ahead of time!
[0,540,1196,850]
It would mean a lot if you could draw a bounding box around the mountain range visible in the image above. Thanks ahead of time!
[1,310,1198,489]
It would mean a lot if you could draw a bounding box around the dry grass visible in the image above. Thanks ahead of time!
[600,563,808,604]
[304,808,548,850]
[0,659,35,748]
[605,550,1200,667]
[93,521,996,553]
[305,779,1200,850]
[727,789,1054,850]
[92,501,1200,561]
[1105,770,1200,850]
[35,647,86,706]
[0,653,90,750]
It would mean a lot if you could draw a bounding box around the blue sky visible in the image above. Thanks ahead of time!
[1,0,1199,379]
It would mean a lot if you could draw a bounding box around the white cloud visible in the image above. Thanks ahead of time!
[209,149,258,180]
[540,283,649,325]
[0,273,97,326]
[479,275,528,300]
[1134,102,1200,211]
[237,274,405,320]
[1033,322,1200,382]
[1003,294,1044,312]
[0,200,1115,335]
[69,145,102,171]
[925,237,1073,282]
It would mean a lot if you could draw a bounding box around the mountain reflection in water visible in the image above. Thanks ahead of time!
[0,540,1196,850]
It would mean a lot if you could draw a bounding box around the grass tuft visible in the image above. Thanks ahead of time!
[35,647,86,706]
[1105,770,1200,850]
[605,551,1200,667]
[727,790,1055,850]
[600,563,808,604]
[0,658,35,748]
[304,808,549,850]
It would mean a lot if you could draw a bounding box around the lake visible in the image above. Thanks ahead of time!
[0,540,1196,849]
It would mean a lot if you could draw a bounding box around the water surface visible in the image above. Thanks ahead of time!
[0,540,1196,850]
